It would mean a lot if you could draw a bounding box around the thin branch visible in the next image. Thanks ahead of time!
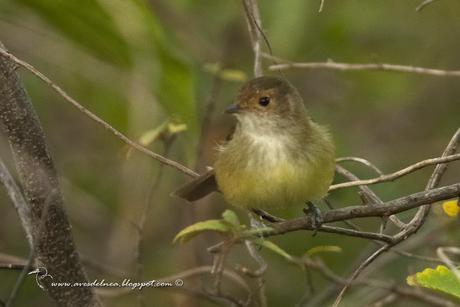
[330,153,460,191]
[0,158,33,246]
[336,157,384,176]
[268,183,460,237]
[437,247,460,280]
[319,0,325,13]
[0,46,198,178]
[243,240,267,307]
[332,128,460,306]
[396,128,460,242]
[6,190,55,307]
[416,0,441,12]
[269,60,460,77]
[335,165,406,229]
[319,225,394,243]
[332,245,389,307]
[242,0,264,77]
[97,265,252,304]
[306,258,456,307]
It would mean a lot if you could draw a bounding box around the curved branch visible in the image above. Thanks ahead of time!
[330,153,460,191]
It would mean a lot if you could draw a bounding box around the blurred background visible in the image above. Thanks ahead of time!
[0,0,459,306]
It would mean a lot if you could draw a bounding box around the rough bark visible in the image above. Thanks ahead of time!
[0,42,100,306]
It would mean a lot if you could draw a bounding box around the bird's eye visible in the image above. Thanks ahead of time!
[258,96,270,107]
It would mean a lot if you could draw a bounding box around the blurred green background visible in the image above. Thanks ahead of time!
[0,0,459,306]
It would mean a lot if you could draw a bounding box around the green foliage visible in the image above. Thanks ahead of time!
[173,219,233,244]
[257,240,295,263]
[222,209,240,227]
[138,121,187,146]
[155,45,198,133]
[203,63,247,82]
[19,0,198,135]
[133,0,198,134]
[174,210,242,243]
[407,265,460,299]
[174,209,275,243]
[17,0,132,67]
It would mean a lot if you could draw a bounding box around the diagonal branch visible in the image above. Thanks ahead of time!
[268,183,460,238]
[0,41,100,306]
[0,46,198,179]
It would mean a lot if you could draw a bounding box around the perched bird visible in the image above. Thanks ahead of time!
[173,76,335,211]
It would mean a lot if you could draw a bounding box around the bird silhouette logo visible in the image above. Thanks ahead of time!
[28,267,53,290]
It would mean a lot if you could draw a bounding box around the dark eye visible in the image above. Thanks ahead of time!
[259,96,270,107]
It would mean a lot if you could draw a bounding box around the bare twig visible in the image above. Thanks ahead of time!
[269,183,460,237]
[242,0,264,77]
[0,46,198,179]
[319,225,394,243]
[416,0,441,12]
[97,265,251,305]
[332,245,390,307]
[335,165,406,229]
[437,247,460,280]
[319,0,326,12]
[0,159,33,246]
[330,153,460,191]
[6,189,54,307]
[305,258,455,307]
[134,139,174,307]
[269,60,460,77]
[244,240,267,307]
[332,129,460,306]
[336,157,384,176]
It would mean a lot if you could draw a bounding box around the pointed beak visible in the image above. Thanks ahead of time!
[225,103,240,114]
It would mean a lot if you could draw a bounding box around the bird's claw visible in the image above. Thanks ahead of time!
[303,202,323,236]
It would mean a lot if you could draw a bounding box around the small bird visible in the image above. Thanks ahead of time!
[174,76,335,211]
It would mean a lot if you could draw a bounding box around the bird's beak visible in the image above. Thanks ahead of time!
[225,103,240,114]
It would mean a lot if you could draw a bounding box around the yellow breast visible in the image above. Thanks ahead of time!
[214,122,335,210]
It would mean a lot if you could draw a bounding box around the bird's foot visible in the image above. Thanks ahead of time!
[303,202,323,236]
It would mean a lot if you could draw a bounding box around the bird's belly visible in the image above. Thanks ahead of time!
[216,157,326,210]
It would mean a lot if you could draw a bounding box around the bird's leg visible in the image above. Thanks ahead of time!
[303,201,323,236]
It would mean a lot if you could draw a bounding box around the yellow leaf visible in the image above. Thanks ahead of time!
[406,265,460,298]
[305,245,342,257]
[442,199,459,217]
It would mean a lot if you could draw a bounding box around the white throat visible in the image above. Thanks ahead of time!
[236,113,292,165]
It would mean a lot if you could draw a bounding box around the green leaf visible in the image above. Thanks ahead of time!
[305,245,343,257]
[173,219,232,244]
[167,122,188,135]
[407,265,460,299]
[17,0,132,67]
[222,210,240,227]
[220,69,247,82]
[138,121,168,146]
[257,240,294,262]
[203,63,247,82]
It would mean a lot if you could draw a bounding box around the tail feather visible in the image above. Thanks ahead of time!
[171,169,219,202]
